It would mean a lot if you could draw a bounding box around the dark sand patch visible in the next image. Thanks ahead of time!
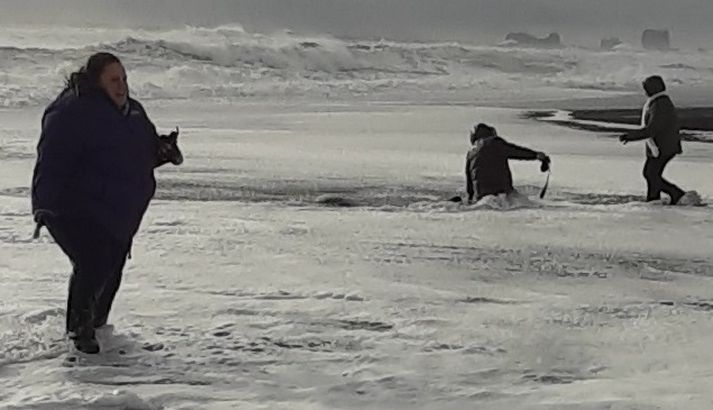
[524,108,713,143]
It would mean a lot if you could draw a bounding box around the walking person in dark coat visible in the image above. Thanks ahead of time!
[31,52,183,353]
[619,75,688,204]
[465,123,550,204]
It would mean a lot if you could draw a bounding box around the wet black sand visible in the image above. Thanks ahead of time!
[524,107,713,142]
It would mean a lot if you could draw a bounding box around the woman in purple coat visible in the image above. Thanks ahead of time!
[31,52,182,353]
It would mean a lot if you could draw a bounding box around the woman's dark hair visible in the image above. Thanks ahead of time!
[65,52,122,95]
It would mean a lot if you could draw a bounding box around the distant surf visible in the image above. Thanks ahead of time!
[3,24,713,107]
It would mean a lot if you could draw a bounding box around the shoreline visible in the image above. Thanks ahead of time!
[518,85,713,143]
[6,92,713,142]
[524,107,713,143]
[571,107,713,131]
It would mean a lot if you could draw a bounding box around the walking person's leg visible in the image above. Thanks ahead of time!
[45,217,117,353]
[657,154,685,204]
[93,240,131,329]
[643,157,665,201]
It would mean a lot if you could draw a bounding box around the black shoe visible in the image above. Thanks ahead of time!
[67,324,100,354]
[669,192,684,205]
[73,336,100,354]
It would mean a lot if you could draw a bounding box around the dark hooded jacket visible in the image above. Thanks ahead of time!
[31,89,161,242]
[624,94,682,158]
[466,136,539,201]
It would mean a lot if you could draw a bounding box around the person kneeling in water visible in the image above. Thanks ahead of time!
[464,123,550,204]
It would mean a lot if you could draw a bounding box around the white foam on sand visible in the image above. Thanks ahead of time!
[1,101,713,409]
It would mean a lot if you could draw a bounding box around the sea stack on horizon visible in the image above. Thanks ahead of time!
[642,29,671,50]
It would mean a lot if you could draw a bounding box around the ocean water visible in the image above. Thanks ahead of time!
[2,24,713,108]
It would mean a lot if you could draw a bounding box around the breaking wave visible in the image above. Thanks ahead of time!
[2,24,713,107]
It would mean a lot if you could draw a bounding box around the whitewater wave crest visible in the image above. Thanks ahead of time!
[2,24,713,106]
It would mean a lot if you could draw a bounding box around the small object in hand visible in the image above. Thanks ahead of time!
[167,126,179,140]
[32,222,42,239]
[539,170,550,199]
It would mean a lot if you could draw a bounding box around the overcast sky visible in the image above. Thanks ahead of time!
[1,0,712,47]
